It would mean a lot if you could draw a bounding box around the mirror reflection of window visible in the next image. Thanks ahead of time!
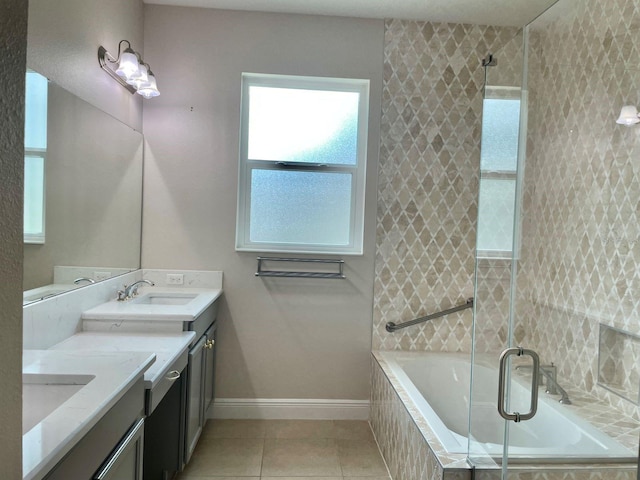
[24,71,48,244]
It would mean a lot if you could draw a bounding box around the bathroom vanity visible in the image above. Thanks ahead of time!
[22,281,222,480]
[22,350,155,480]
[49,331,196,479]
[80,286,222,477]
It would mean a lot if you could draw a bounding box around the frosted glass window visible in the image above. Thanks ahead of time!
[250,170,352,245]
[24,155,45,243]
[476,92,521,257]
[25,71,48,150]
[477,178,515,254]
[248,87,359,165]
[24,70,48,243]
[480,99,520,172]
[237,73,369,255]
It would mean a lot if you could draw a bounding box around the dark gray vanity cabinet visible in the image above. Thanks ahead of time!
[183,301,218,466]
[203,323,217,414]
[143,368,186,480]
[44,379,145,480]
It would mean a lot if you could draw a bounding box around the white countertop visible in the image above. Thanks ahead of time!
[23,350,155,480]
[49,332,196,389]
[81,287,222,322]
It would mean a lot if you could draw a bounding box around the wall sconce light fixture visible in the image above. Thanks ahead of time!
[98,40,160,99]
[616,105,640,126]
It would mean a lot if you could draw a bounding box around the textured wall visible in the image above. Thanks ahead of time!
[27,0,144,131]
[373,20,520,351]
[143,6,384,400]
[518,0,640,421]
[0,0,27,476]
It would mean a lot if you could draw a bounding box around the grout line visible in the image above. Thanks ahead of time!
[258,437,265,478]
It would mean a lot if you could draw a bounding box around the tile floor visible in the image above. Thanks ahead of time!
[177,419,391,480]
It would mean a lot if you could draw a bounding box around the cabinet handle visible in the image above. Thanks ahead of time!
[204,339,215,350]
[166,370,181,381]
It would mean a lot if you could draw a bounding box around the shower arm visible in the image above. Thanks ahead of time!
[385,298,474,332]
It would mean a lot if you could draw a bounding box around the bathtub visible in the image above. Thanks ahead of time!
[376,351,636,463]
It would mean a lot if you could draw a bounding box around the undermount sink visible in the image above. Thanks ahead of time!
[131,292,198,306]
[23,373,95,434]
[81,287,222,323]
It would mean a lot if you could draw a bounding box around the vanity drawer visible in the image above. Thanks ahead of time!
[146,350,188,415]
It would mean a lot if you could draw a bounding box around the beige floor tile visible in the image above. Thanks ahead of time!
[332,420,375,440]
[261,438,342,477]
[181,438,264,477]
[202,419,267,438]
[178,477,259,480]
[337,438,389,477]
[343,477,391,480]
[264,419,336,439]
[261,478,342,480]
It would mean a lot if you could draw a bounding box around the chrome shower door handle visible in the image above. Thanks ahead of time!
[497,346,540,422]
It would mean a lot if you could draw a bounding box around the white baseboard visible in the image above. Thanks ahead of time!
[210,398,370,420]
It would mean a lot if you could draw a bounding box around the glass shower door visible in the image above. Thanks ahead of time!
[467,28,530,474]
[469,2,640,476]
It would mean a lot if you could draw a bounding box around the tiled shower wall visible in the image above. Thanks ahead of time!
[373,5,640,419]
[517,0,640,420]
[373,20,520,351]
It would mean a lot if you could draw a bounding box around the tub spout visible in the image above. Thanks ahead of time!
[516,364,572,405]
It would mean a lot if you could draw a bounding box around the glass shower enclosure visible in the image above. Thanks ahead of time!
[468,0,640,477]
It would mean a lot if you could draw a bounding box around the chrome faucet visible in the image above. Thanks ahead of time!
[117,280,155,301]
[516,363,572,405]
[74,277,95,285]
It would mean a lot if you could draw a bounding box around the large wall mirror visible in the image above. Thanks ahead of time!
[23,71,143,304]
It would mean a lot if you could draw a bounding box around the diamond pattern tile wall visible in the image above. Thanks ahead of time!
[373,20,520,351]
[515,0,640,420]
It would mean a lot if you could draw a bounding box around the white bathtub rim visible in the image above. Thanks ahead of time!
[372,350,471,470]
[374,350,637,463]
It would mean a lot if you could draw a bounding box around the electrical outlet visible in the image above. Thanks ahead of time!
[166,273,184,285]
[94,271,112,281]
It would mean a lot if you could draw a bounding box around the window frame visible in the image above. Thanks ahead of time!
[236,73,370,255]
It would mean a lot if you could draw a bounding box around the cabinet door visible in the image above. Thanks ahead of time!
[185,335,206,464]
[143,370,185,480]
[93,418,144,480]
[203,323,217,419]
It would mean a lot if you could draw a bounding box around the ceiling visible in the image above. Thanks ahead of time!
[143,0,558,28]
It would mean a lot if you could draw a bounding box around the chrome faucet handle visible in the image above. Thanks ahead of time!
[123,279,155,299]
[117,289,128,301]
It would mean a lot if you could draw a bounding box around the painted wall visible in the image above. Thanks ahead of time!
[142,6,384,400]
[27,0,144,131]
[0,0,27,476]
